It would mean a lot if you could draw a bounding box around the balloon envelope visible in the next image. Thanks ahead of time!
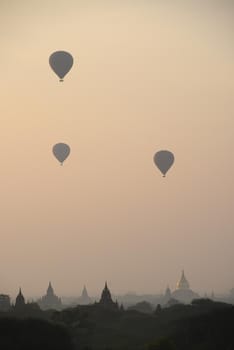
[154,150,174,177]
[53,143,70,165]
[49,51,73,81]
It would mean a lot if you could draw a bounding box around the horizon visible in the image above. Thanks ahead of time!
[6,271,234,300]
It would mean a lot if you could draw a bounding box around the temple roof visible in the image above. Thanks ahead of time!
[47,282,55,296]
[15,288,25,306]
[176,270,190,290]
[82,285,89,299]
[99,282,114,304]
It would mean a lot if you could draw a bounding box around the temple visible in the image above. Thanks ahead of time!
[78,285,92,305]
[98,282,118,309]
[0,294,11,311]
[15,288,26,310]
[14,288,41,315]
[38,282,62,310]
[171,270,199,303]
[164,286,172,303]
[176,270,190,290]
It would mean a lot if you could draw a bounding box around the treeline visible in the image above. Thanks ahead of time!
[0,318,73,350]
[52,299,234,350]
[170,304,234,350]
[0,299,234,349]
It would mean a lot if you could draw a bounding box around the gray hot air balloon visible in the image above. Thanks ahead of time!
[154,150,174,177]
[53,143,70,165]
[49,51,73,81]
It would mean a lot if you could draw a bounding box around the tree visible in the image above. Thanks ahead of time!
[155,304,162,315]
[147,338,176,350]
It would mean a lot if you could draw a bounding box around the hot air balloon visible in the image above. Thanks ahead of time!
[53,143,70,165]
[49,51,73,81]
[153,150,174,177]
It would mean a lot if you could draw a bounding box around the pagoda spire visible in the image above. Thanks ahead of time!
[98,282,119,310]
[176,270,190,290]
[82,285,89,298]
[100,282,113,304]
[15,287,25,309]
[47,281,54,296]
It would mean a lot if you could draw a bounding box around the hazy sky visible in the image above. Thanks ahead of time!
[1,0,234,299]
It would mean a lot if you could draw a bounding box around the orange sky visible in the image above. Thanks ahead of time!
[0,0,234,299]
